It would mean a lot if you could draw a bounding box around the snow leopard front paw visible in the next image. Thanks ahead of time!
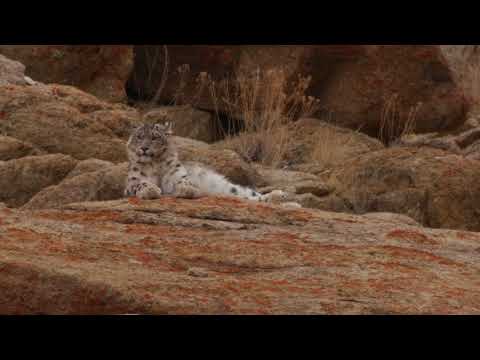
[135,182,163,200]
[124,181,139,197]
[174,183,201,199]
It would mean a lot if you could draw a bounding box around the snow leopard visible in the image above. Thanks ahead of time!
[124,122,299,206]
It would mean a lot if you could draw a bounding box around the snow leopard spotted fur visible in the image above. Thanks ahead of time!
[124,122,300,207]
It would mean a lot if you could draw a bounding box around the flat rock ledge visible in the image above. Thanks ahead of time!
[0,196,479,314]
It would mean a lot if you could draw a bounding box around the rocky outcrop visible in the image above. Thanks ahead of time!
[0,154,78,207]
[0,45,134,102]
[0,84,141,162]
[1,197,479,314]
[130,45,467,138]
[329,147,480,231]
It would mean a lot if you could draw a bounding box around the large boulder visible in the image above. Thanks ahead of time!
[129,45,467,138]
[316,45,468,136]
[1,197,479,314]
[0,45,134,102]
[0,84,141,163]
[0,154,78,207]
[329,147,480,231]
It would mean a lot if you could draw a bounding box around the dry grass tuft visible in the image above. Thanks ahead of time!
[378,94,421,146]
[203,66,320,167]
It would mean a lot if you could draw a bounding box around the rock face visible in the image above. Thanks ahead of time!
[0,54,28,86]
[0,154,78,207]
[0,84,141,163]
[317,45,468,136]
[0,45,134,102]
[330,147,480,231]
[1,197,479,314]
[129,45,467,138]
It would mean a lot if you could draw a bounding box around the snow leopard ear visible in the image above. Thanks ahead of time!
[164,121,174,136]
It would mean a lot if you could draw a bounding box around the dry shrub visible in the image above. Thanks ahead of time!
[378,94,421,146]
[204,66,320,167]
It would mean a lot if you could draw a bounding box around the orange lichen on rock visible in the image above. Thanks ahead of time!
[0,197,479,314]
[386,229,438,245]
